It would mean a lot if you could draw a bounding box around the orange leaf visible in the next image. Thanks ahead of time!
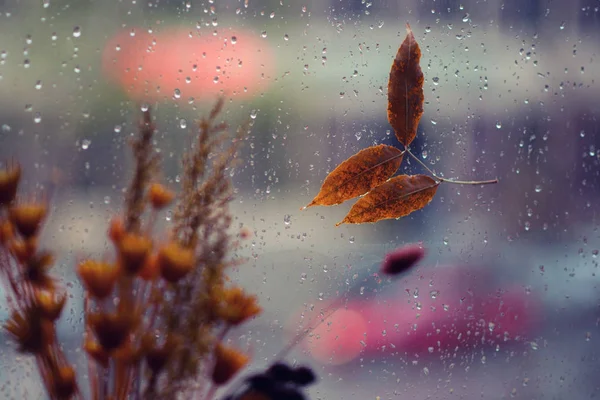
[387,24,424,147]
[336,174,439,226]
[304,145,404,208]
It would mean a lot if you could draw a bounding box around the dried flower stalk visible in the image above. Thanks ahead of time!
[0,100,271,400]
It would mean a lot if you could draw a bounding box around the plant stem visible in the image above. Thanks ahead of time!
[405,147,438,178]
[438,177,498,185]
[405,147,498,186]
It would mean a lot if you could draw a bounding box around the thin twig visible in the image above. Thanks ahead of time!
[405,147,498,186]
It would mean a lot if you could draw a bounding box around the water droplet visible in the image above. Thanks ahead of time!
[114,125,122,133]
[73,26,81,37]
[422,150,428,159]
[535,185,542,193]
[348,236,355,244]
[34,80,42,90]
[179,119,187,129]
[283,34,289,41]
[231,36,237,44]
[43,0,50,8]
[559,21,566,30]
[33,113,42,123]
[104,196,111,204]
[283,214,291,225]
[173,88,181,99]
[530,341,538,350]
[261,31,267,38]
[250,110,257,119]
[432,76,439,85]
[443,237,449,245]
[140,103,149,112]
[495,121,502,129]
[81,139,91,150]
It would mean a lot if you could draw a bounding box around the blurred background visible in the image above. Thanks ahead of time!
[1,0,599,398]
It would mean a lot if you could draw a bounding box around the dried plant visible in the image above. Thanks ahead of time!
[0,99,315,400]
[304,24,498,225]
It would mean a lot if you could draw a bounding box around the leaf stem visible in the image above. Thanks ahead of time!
[438,177,498,185]
[405,147,498,186]
[404,147,437,178]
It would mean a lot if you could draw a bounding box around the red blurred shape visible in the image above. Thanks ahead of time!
[289,265,541,366]
[102,28,274,101]
[381,243,425,276]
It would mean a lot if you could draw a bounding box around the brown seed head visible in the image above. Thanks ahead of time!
[118,233,152,274]
[112,339,139,364]
[8,238,30,263]
[144,336,175,374]
[35,290,66,321]
[218,286,262,326]
[52,365,77,399]
[0,219,14,244]
[3,307,54,353]
[89,311,135,352]
[211,343,249,385]
[0,163,21,206]
[138,253,159,281]
[25,250,55,288]
[157,242,195,283]
[148,183,175,210]
[108,216,125,243]
[9,202,47,238]
[84,338,109,368]
[77,260,120,299]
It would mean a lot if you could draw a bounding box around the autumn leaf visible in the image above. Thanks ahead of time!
[387,24,424,148]
[304,145,404,208]
[336,174,439,226]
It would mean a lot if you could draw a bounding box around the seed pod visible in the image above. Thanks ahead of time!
[211,343,249,385]
[77,260,120,299]
[9,202,47,238]
[118,233,152,274]
[35,290,66,321]
[52,365,77,399]
[84,338,109,368]
[157,242,195,283]
[148,183,175,210]
[89,311,135,352]
[0,163,21,206]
